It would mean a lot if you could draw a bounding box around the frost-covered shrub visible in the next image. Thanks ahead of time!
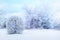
[41,17,51,29]
[25,15,42,29]
[0,16,6,29]
[6,16,24,34]
[54,24,60,30]
[30,17,42,29]
[52,22,60,30]
[41,20,50,29]
[30,17,39,28]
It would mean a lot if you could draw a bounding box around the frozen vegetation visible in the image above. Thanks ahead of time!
[6,16,24,34]
[0,14,6,29]
[0,0,60,40]
[0,0,60,35]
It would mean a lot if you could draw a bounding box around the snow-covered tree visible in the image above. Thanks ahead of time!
[24,5,51,29]
[6,16,24,34]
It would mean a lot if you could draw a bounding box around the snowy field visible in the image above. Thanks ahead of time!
[0,29,60,40]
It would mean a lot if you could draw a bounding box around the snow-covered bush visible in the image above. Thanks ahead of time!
[30,17,42,29]
[53,24,60,30]
[25,14,42,29]
[37,12,52,29]
[6,16,24,34]
[30,17,39,28]
[41,18,51,29]
[0,15,6,29]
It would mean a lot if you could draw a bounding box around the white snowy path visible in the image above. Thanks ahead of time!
[0,29,60,40]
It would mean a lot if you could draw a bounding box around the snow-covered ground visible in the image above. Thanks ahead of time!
[0,29,60,40]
